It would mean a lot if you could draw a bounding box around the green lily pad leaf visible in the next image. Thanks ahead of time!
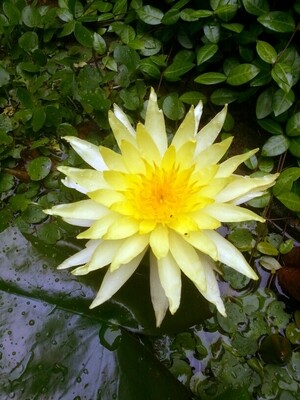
[257,241,279,256]
[286,322,300,345]
[227,64,260,85]
[266,301,290,330]
[228,228,254,252]
[0,226,202,399]
[217,301,247,333]
[26,156,52,181]
[0,65,10,87]
[18,31,39,52]
[37,222,62,244]
[0,172,15,192]
[261,135,289,157]
[259,256,282,271]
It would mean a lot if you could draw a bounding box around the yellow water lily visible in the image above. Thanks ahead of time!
[45,89,278,327]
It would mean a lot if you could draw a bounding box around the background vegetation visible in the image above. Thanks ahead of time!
[1,0,300,399]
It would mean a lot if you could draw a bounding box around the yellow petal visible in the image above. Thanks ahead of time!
[99,146,127,172]
[113,104,136,136]
[136,122,161,164]
[215,174,278,203]
[44,199,107,220]
[195,105,227,153]
[108,109,137,149]
[203,203,265,222]
[145,88,168,155]
[183,230,218,260]
[195,253,226,316]
[84,240,122,272]
[57,239,101,269]
[139,220,157,234]
[77,213,118,239]
[110,234,149,270]
[169,214,198,235]
[157,253,182,315]
[149,252,169,327]
[172,104,201,149]
[89,251,146,309]
[149,224,169,259]
[216,148,259,178]
[104,216,139,239]
[204,230,258,280]
[175,140,197,169]
[120,140,146,173]
[103,170,128,190]
[88,189,124,207]
[169,231,207,291]
[58,166,108,192]
[63,136,106,171]
[195,136,233,168]
[191,210,221,230]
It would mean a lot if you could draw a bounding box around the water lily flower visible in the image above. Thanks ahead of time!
[44,89,278,327]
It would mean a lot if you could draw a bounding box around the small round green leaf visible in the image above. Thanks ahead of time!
[195,72,227,85]
[257,242,279,256]
[272,89,295,117]
[258,11,295,32]
[0,173,15,192]
[26,156,52,181]
[286,113,300,137]
[37,223,62,244]
[0,66,10,87]
[22,5,41,28]
[259,256,282,271]
[196,44,218,65]
[163,94,185,121]
[261,135,289,157]
[203,23,220,43]
[256,40,277,64]
[227,64,260,85]
[18,31,39,52]
[242,0,269,16]
[136,5,163,25]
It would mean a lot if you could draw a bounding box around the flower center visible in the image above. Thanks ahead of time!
[126,163,203,225]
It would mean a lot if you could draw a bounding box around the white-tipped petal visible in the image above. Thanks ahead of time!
[63,136,107,171]
[194,101,203,134]
[203,203,265,223]
[204,230,258,280]
[195,254,226,316]
[89,250,146,309]
[44,200,107,220]
[172,105,199,149]
[113,104,136,136]
[110,234,149,270]
[58,166,108,193]
[195,105,227,153]
[145,88,168,155]
[216,148,259,178]
[157,253,181,315]
[150,252,169,327]
[169,231,207,292]
[57,240,101,269]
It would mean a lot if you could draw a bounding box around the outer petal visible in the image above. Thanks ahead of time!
[136,123,161,164]
[157,253,182,315]
[108,110,137,149]
[204,230,258,280]
[104,216,139,240]
[63,136,107,171]
[169,231,206,292]
[195,105,227,153]
[195,254,226,316]
[57,240,101,269]
[77,213,118,239]
[203,203,265,222]
[195,136,233,167]
[72,240,121,275]
[216,148,259,178]
[113,104,136,136]
[58,166,108,193]
[89,250,146,309]
[150,252,169,327]
[145,88,168,155]
[149,224,169,259]
[171,103,202,149]
[99,146,127,172]
[183,230,218,261]
[44,200,107,220]
[215,174,278,203]
[110,234,149,270]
